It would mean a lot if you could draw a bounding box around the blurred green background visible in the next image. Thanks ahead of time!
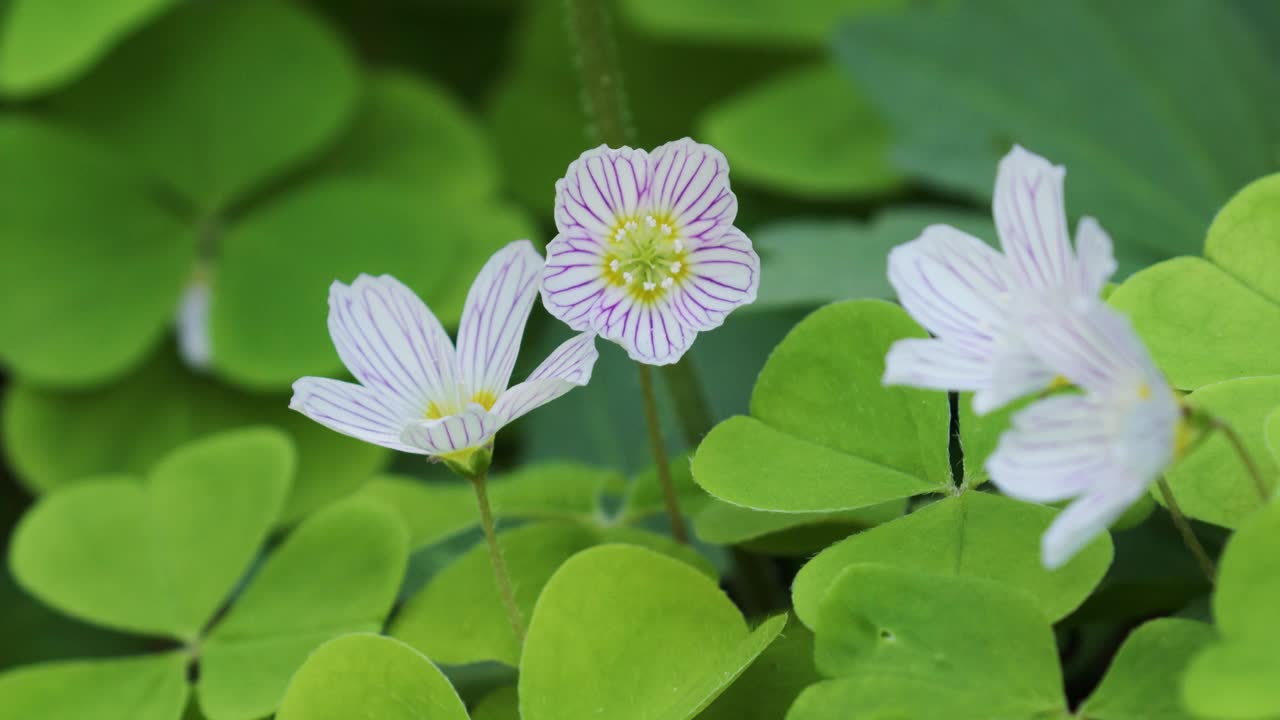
[0,0,1275,697]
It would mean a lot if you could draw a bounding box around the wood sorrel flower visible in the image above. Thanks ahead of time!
[883,145,1118,414]
[540,138,760,365]
[987,298,1182,569]
[290,240,598,475]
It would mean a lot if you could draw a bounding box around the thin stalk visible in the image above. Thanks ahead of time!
[638,363,689,543]
[1156,477,1216,583]
[470,472,526,643]
[1210,417,1271,503]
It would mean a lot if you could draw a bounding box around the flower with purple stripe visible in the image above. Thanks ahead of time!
[540,138,760,365]
[883,145,1118,414]
[987,297,1183,569]
[290,240,599,468]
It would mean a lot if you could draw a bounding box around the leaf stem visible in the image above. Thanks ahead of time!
[1156,477,1216,583]
[1209,416,1271,504]
[470,472,526,644]
[638,363,689,543]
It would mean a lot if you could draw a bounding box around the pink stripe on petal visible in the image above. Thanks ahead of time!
[540,233,610,332]
[672,227,759,331]
[290,376,423,453]
[595,287,694,365]
[328,274,457,413]
[887,225,1011,345]
[555,145,650,241]
[401,404,501,456]
[994,146,1074,291]
[647,138,736,241]
[492,333,598,424]
[456,240,543,398]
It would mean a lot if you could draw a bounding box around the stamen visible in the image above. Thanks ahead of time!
[625,220,637,231]
[623,272,634,284]
[670,261,682,273]
[645,215,657,228]
[674,239,684,252]
[643,281,656,291]
[609,259,620,271]
[661,277,674,289]
[660,224,672,235]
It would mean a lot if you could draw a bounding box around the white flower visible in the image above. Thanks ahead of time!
[175,269,213,372]
[540,138,760,365]
[987,297,1182,569]
[883,145,1118,414]
[290,240,598,466]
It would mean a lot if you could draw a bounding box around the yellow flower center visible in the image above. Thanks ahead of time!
[602,213,688,303]
[425,390,499,420]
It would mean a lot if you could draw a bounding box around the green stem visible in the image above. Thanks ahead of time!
[1156,477,1216,584]
[1210,417,1271,504]
[470,472,526,643]
[638,363,689,543]
[563,0,631,147]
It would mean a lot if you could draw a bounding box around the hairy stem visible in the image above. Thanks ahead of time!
[1156,477,1216,583]
[471,472,526,643]
[638,363,689,543]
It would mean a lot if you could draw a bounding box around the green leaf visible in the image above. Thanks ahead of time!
[793,566,1065,720]
[315,70,498,202]
[361,463,615,550]
[1111,174,1280,390]
[700,64,899,197]
[1078,618,1214,720]
[1182,501,1280,718]
[392,521,712,667]
[198,497,408,720]
[1109,258,1280,391]
[519,544,784,720]
[692,300,951,513]
[4,349,388,522]
[1162,376,1280,528]
[616,452,709,524]
[0,117,192,386]
[749,207,994,312]
[53,0,358,211]
[276,634,467,720]
[9,428,292,639]
[692,498,902,552]
[699,616,820,720]
[0,0,175,97]
[791,491,1112,629]
[471,686,519,720]
[0,653,188,720]
[619,0,899,48]
[837,0,1280,265]
[210,180,535,389]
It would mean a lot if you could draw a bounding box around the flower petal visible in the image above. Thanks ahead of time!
[592,287,695,365]
[1042,481,1147,569]
[1075,216,1116,296]
[1018,297,1161,395]
[554,145,650,242]
[456,240,543,399]
[668,227,759,331]
[647,138,737,241]
[887,224,1011,348]
[401,404,502,456]
[973,344,1057,415]
[290,377,422,453]
[540,232,609,332]
[175,277,212,371]
[491,333,598,424]
[328,274,457,412]
[993,145,1074,290]
[882,338,988,390]
[986,394,1116,503]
